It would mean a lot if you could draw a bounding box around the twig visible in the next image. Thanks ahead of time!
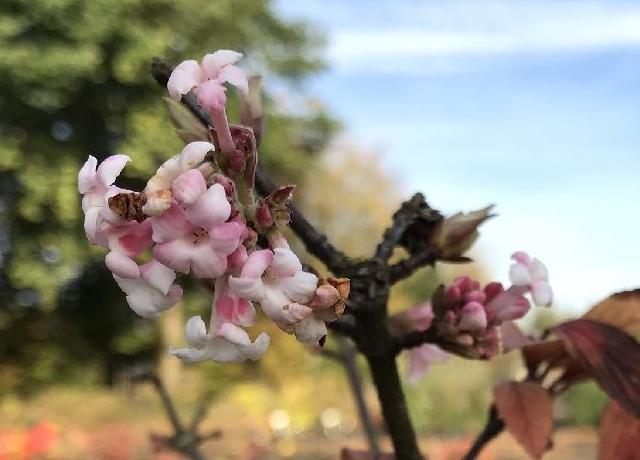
[389,248,438,284]
[337,336,380,454]
[393,327,441,354]
[375,193,429,263]
[461,405,504,460]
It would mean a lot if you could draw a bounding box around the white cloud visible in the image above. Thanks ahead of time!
[326,1,640,73]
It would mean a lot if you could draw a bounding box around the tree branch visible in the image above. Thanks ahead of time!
[389,248,438,284]
[375,193,429,263]
[461,405,505,460]
[393,327,441,354]
[328,314,358,339]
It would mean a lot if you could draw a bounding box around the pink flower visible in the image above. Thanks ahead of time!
[143,142,215,216]
[106,252,183,318]
[171,315,269,363]
[407,344,450,383]
[151,184,243,279]
[228,248,325,344]
[166,51,248,111]
[78,154,130,243]
[509,251,553,306]
[214,277,256,328]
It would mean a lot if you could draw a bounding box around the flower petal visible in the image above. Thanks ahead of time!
[83,206,105,245]
[105,251,140,279]
[140,260,176,295]
[270,248,303,277]
[167,60,203,100]
[529,258,549,281]
[217,64,248,96]
[171,346,209,363]
[189,241,227,278]
[179,141,214,170]
[277,271,318,304]
[202,50,243,79]
[78,155,97,194]
[511,251,532,266]
[228,276,265,301]
[208,222,243,255]
[151,203,192,243]
[186,184,231,230]
[531,280,553,307]
[294,316,327,345]
[96,154,130,187]
[486,285,531,322]
[107,219,153,258]
[196,79,227,113]
[239,249,273,279]
[172,169,207,205]
[509,262,532,286]
[153,237,194,274]
[185,315,209,348]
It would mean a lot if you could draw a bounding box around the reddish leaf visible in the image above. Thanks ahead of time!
[555,319,640,420]
[598,400,640,460]
[521,339,572,376]
[584,289,640,337]
[341,448,395,460]
[493,381,553,459]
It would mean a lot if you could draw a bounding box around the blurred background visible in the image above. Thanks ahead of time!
[0,0,637,458]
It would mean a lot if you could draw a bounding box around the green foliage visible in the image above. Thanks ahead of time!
[0,0,337,391]
[560,382,608,426]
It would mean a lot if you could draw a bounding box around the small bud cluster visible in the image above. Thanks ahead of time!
[78,50,349,363]
[393,252,552,381]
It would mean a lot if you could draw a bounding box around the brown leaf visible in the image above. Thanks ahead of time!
[584,289,640,337]
[555,319,640,420]
[493,381,553,459]
[598,400,640,460]
[340,448,395,460]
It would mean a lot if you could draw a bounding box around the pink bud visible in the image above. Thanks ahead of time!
[212,174,235,197]
[444,285,461,306]
[465,290,487,304]
[171,169,206,205]
[452,276,473,292]
[256,202,273,229]
[310,284,341,309]
[227,245,248,274]
[483,282,504,303]
[458,301,487,331]
[456,333,475,346]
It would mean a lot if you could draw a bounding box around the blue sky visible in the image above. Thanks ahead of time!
[274,0,640,313]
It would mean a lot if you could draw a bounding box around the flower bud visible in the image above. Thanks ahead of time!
[432,205,494,260]
[458,301,488,331]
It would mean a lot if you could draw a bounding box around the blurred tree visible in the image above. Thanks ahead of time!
[0,0,338,392]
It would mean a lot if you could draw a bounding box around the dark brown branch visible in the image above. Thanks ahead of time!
[461,405,505,460]
[253,165,351,272]
[328,314,358,339]
[366,354,424,460]
[389,248,438,284]
[337,336,380,454]
[375,193,429,263]
[393,327,441,354]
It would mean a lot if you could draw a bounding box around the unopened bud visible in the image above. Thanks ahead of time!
[256,201,274,229]
[432,205,495,260]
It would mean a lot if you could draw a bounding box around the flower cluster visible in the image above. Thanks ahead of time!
[78,50,348,363]
[393,251,552,380]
